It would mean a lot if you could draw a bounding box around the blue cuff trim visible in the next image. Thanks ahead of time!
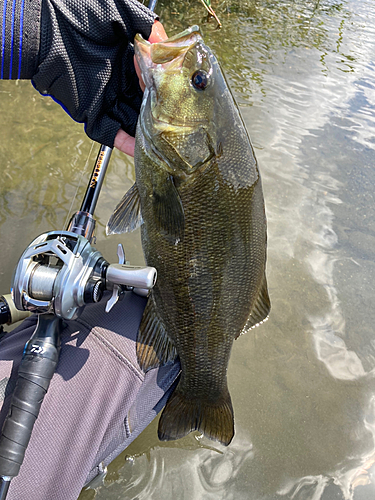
[31,79,84,125]
[17,0,24,79]
[1,0,7,79]
[9,0,16,78]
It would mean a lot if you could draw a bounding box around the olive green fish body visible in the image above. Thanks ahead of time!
[107,27,270,445]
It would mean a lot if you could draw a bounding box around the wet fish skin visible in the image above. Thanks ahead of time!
[107,26,270,446]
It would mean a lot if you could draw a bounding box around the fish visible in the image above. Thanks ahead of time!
[107,26,270,446]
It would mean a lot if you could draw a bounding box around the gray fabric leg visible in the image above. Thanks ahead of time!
[0,292,180,500]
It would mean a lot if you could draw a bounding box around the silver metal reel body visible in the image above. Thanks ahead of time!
[11,231,157,320]
[11,231,103,320]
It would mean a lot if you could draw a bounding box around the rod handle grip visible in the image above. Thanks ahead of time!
[0,329,60,477]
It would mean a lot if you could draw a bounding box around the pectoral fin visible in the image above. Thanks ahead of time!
[137,295,178,372]
[152,175,185,241]
[106,183,143,235]
[237,273,270,338]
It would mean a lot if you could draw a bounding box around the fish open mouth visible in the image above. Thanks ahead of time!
[134,26,204,91]
[135,26,202,66]
[140,86,208,133]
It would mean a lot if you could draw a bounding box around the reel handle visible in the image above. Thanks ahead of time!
[106,263,157,290]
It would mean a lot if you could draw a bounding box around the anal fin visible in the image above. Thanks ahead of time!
[137,295,178,372]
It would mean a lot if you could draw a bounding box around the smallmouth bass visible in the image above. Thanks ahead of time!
[107,26,270,445]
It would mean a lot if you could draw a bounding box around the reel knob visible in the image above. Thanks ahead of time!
[84,279,105,304]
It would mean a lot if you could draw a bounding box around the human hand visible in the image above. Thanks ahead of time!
[32,0,164,149]
[114,21,168,157]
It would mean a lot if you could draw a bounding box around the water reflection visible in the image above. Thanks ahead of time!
[84,429,254,500]
[279,394,375,499]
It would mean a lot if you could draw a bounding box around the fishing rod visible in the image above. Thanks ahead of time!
[0,1,158,496]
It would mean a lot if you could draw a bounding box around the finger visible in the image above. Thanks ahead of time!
[114,129,135,157]
[149,20,168,43]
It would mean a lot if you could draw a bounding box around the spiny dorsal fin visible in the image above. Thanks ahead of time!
[137,295,178,372]
[106,183,143,235]
[237,272,270,338]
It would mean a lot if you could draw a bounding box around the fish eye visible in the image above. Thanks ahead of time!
[191,70,209,90]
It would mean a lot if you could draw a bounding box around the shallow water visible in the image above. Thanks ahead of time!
[1,0,375,499]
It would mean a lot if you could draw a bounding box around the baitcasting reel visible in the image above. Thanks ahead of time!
[11,229,157,321]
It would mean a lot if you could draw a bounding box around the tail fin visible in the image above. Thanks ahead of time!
[158,387,234,446]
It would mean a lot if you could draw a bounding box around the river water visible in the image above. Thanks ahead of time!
[1,0,375,499]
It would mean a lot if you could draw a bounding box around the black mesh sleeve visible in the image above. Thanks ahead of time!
[0,0,157,146]
[34,0,156,146]
[0,0,42,79]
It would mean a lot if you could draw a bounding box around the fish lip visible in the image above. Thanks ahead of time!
[142,107,203,135]
[134,25,201,56]
[152,117,208,129]
[134,35,153,89]
[159,25,201,43]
